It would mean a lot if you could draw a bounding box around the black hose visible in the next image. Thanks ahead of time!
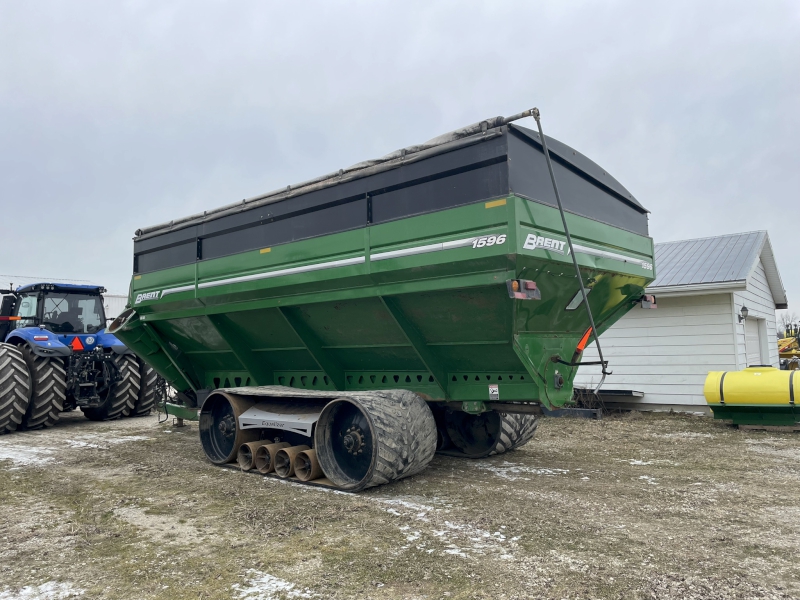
[531,108,611,393]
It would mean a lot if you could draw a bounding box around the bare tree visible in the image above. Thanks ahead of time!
[778,311,799,338]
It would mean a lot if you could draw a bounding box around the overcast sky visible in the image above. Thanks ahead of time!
[1,1,798,318]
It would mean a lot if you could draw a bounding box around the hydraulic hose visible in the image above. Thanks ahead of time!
[531,108,611,393]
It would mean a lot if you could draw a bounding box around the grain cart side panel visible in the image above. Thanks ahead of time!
[111,113,656,487]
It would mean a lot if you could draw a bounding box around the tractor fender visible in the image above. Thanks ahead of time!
[94,329,133,355]
[5,328,72,358]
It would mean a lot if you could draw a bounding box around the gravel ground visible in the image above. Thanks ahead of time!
[0,409,799,599]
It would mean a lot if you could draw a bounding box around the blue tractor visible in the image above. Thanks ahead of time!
[0,283,158,433]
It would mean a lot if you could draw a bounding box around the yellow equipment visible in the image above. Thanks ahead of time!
[704,367,798,426]
[779,324,800,370]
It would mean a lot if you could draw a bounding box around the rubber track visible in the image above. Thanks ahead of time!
[82,354,140,421]
[491,412,539,456]
[316,390,437,491]
[362,390,438,489]
[0,344,31,434]
[128,360,156,417]
[20,346,66,430]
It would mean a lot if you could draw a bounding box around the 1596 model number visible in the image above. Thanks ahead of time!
[472,234,506,248]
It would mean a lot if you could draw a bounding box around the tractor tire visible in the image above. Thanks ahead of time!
[128,360,157,417]
[441,410,539,458]
[0,344,31,434]
[82,354,140,421]
[315,390,437,491]
[19,345,67,430]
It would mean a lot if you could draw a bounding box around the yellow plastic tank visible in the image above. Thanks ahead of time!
[704,367,796,406]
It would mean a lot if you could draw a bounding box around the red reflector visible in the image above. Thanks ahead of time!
[34,336,48,341]
[71,337,85,351]
[576,328,594,353]
[0,316,21,321]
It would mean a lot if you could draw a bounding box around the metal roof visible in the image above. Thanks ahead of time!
[650,231,788,308]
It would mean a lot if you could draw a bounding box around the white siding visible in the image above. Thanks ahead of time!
[573,294,737,407]
[103,295,128,321]
[732,259,779,368]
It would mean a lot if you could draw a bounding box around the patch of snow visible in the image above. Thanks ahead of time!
[473,461,568,481]
[0,581,85,599]
[657,432,712,439]
[629,460,652,466]
[232,570,315,600]
[639,475,658,485]
[65,441,104,449]
[0,444,55,467]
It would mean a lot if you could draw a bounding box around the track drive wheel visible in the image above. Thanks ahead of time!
[82,354,140,421]
[128,359,157,417]
[20,345,66,430]
[442,409,539,458]
[315,390,437,491]
[0,344,31,434]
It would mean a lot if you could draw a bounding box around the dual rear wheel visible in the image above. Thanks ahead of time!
[0,344,158,434]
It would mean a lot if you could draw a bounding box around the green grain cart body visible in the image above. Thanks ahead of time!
[112,114,655,490]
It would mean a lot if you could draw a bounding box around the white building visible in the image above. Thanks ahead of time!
[574,231,788,411]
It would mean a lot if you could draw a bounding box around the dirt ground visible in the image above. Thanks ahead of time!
[1,409,799,600]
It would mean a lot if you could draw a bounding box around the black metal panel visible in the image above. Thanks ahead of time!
[509,124,643,210]
[132,124,650,273]
[135,226,198,254]
[134,134,510,273]
[201,198,367,260]
[136,240,196,273]
[507,130,649,236]
[371,159,508,224]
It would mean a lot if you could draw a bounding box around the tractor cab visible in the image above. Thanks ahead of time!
[10,283,107,337]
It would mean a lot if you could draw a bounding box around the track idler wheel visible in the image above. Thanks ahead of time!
[315,391,436,492]
[199,392,261,464]
[255,442,290,474]
[274,445,311,478]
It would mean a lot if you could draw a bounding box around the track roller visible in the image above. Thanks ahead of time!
[274,445,310,478]
[199,392,261,464]
[237,440,271,471]
[255,442,290,474]
[315,390,436,491]
[294,449,323,482]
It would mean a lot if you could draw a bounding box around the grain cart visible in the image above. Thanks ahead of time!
[0,283,157,433]
[110,109,656,490]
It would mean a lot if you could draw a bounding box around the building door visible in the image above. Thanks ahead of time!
[745,318,764,366]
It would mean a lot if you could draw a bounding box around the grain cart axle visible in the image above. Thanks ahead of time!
[111,108,656,490]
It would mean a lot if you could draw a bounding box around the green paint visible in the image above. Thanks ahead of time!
[115,196,655,409]
[461,401,488,415]
[708,404,800,427]
[161,402,200,421]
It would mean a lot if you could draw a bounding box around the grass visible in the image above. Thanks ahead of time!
[1,410,799,599]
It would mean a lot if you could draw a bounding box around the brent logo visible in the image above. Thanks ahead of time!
[134,291,161,304]
[523,233,568,255]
